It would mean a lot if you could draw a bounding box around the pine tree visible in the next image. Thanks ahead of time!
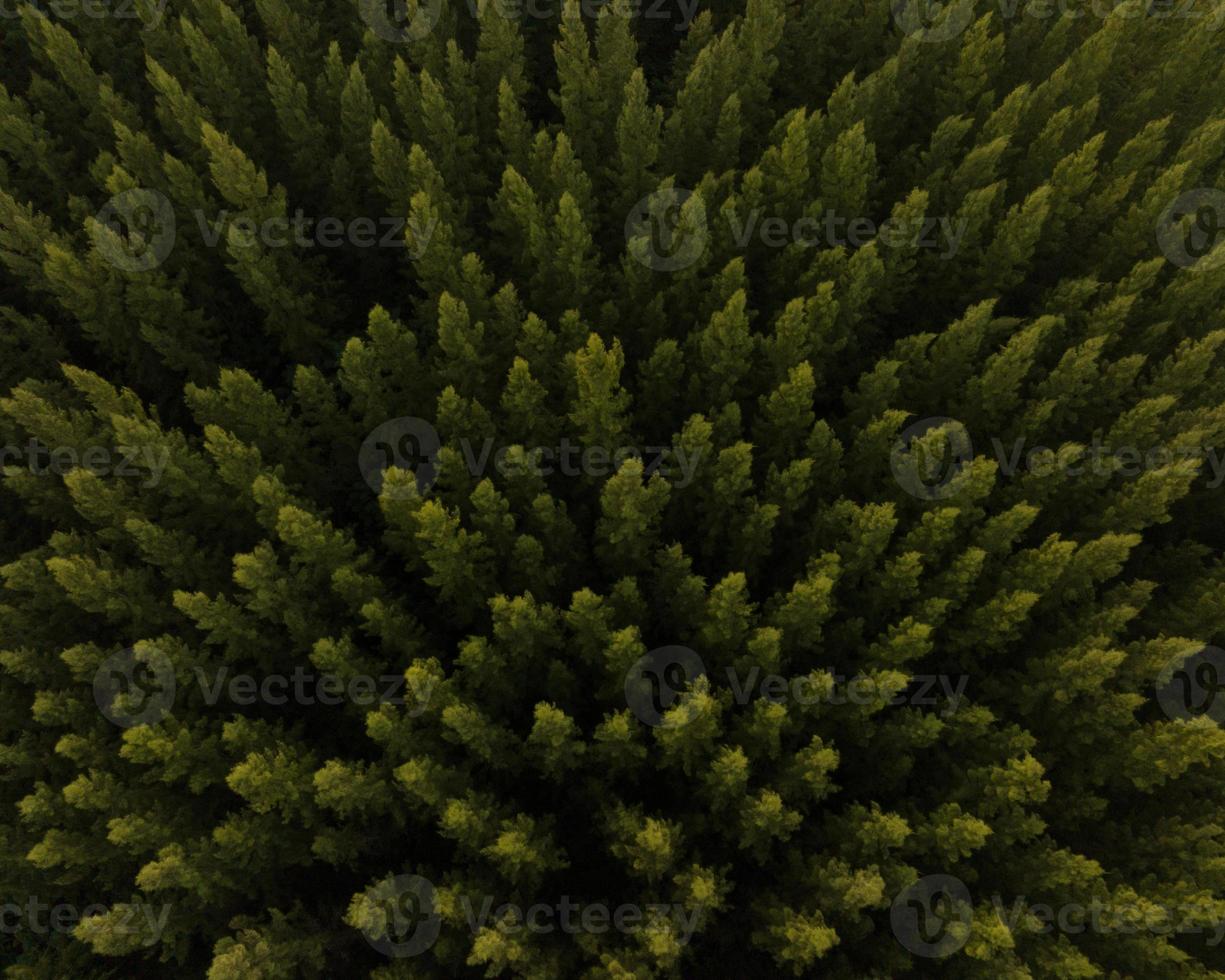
[2,2,1225,979]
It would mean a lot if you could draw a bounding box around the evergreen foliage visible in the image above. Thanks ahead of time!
[2,0,1225,976]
